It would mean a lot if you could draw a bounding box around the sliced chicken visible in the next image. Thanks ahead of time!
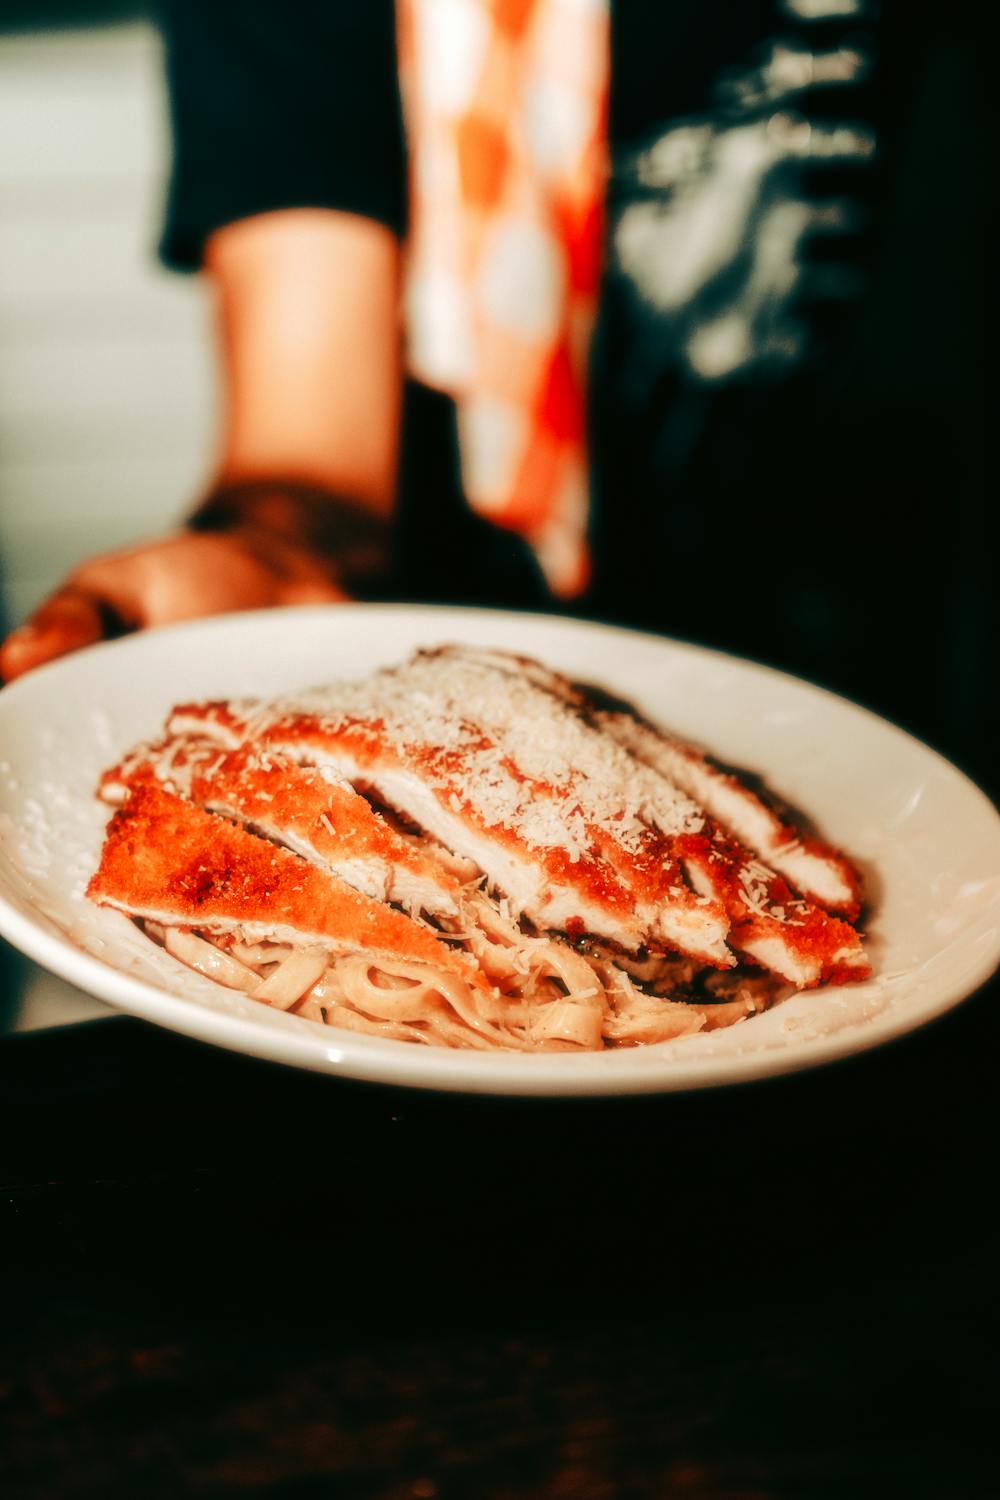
[431,644,864,918]
[169,676,733,967]
[99,736,464,920]
[87,783,485,991]
[597,710,864,920]
[418,648,870,983]
[675,831,868,987]
[165,650,869,985]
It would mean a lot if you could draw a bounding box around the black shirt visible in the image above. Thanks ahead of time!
[157,1,992,792]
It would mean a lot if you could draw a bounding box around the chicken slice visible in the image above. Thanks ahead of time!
[431,644,863,917]
[99,736,463,920]
[597,710,864,920]
[423,648,869,983]
[676,833,869,987]
[87,783,485,990]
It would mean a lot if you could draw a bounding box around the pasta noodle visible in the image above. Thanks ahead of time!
[136,893,788,1052]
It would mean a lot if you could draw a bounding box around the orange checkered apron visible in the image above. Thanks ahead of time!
[396,0,610,597]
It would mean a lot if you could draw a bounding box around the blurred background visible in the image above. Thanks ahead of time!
[0,0,991,1029]
[0,0,214,634]
[0,0,216,1027]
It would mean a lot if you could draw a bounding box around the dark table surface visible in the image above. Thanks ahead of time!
[1,968,998,1500]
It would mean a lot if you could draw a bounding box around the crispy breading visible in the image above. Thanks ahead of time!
[87,784,484,986]
[101,737,463,917]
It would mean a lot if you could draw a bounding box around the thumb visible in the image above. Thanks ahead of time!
[0,588,115,684]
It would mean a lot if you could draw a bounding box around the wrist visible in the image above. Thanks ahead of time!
[187,482,392,595]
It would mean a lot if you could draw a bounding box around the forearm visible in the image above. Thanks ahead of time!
[206,209,403,525]
[187,212,403,596]
[0,210,402,683]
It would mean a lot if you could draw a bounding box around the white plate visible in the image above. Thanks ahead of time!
[1,604,998,1095]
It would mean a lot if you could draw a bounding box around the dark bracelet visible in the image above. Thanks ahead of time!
[187,482,392,594]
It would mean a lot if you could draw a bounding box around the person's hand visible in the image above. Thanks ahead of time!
[0,482,393,684]
[0,527,349,684]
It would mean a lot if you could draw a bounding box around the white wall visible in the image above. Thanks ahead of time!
[0,19,217,1030]
[0,20,217,628]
